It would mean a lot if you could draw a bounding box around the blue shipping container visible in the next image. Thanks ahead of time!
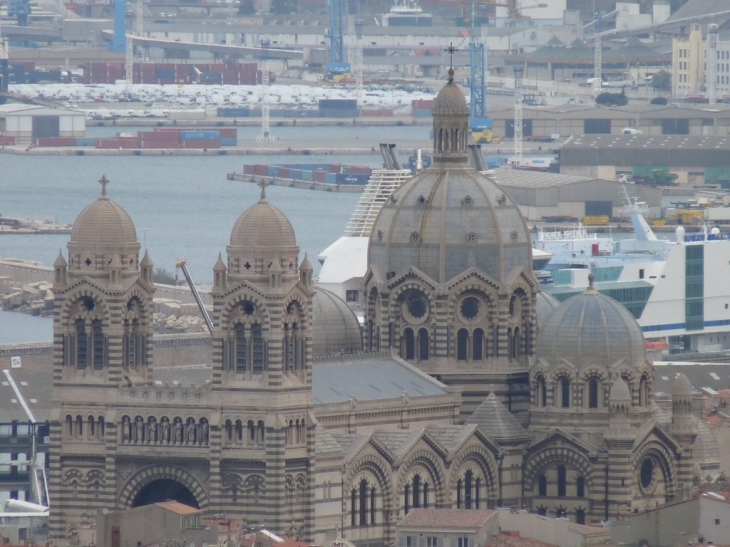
[218,108,249,117]
[336,173,370,185]
[289,169,301,180]
[267,165,279,177]
[156,70,175,79]
[75,137,98,147]
[221,137,238,147]
[325,173,337,184]
[300,170,313,182]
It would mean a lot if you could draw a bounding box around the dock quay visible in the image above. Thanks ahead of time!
[0,215,72,234]
[227,172,365,192]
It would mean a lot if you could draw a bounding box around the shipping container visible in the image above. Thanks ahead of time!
[0,136,16,145]
[35,137,75,147]
[219,128,237,138]
[289,169,301,180]
[243,164,255,175]
[180,131,220,141]
[277,167,290,178]
[336,173,370,185]
[220,137,238,147]
[254,164,268,176]
[319,99,357,110]
[325,173,337,184]
[182,140,221,149]
[267,165,278,177]
[300,170,313,182]
[313,170,326,183]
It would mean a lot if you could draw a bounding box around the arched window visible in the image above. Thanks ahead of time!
[538,475,547,496]
[404,484,410,515]
[88,416,95,439]
[403,328,415,360]
[413,475,421,509]
[225,420,233,443]
[248,420,255,444]
[588,378,599,409]
[560,378,571,408]
[252,324,264,373]
[475,477,481,509]
[465,470,473,509]
[235,420,243,444]
[97,416,105,440]
[359,479,367,526]
[576,509,586,525]
[370,487,376,524]
[75,416,83,439]
[418,328,429,361]
[66,415,73,438]
[257,420,265,444]
[76,319,87,370]
[92,320,104,370]
[473,329,484,361]
[351,488,357,527]
[457,329,469,361]
[536,376,547,407]
[639,377,648,406]
[457,478,462,508]
[557,466,567,497]
[577,476,585,498]
[235,323,247,373]
[423,482,429,509]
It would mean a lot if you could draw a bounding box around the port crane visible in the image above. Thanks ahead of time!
[324,0,350,81]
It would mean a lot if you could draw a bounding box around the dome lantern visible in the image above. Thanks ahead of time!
[432,68,470,163]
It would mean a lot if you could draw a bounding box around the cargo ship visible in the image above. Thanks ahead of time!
[227,162,374,193]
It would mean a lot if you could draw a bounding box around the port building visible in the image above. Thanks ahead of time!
[0,104,85,145]
[559,134,730,184]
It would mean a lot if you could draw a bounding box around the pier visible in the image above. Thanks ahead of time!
[227,172,365,192]
[0,215,72,234]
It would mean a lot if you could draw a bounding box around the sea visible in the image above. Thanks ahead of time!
[0,125,429,344]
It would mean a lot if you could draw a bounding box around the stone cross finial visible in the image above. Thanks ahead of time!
[258,178,269,200]
[99,175,110,196]
[445,43,457,75]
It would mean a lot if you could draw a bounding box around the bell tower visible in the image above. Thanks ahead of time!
[49,176,155,537]
[209,181,316,539]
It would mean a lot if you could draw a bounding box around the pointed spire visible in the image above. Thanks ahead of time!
[140,249,154,268]
[213,252,227,272]
[269,259,283,273]
[54,249,67,268]
[300,252,313,273]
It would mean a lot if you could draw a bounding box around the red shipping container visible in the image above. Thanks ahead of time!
[219,128,237,138]
[139,140,180,149]
[313,170,326,182]
[254,165,268,176]
[139,131,180,142]
[36,137,75,147]
[243,164,255,175]
[182,140,220,149]
[277,167,290,178]
[327,164,342,174]
[0,136,16,145]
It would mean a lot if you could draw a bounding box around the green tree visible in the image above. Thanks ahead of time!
[238,0,255,15]
[650,96,668,105]
[153,267,177,285]
[652,70,672,91]
[595,91,628,107]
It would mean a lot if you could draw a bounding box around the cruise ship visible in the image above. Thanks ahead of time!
[380,0,433,27]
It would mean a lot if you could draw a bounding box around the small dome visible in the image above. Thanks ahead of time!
[535,280,646,370]
[230,198,296,249]
[312,288,362,357]
[536,291,560,328]
[70,194,137,247]
[432,70,469,117]
[671,373,693,398]
[609,378,631,403]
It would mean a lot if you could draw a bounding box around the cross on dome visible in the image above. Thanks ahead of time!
[98,175,110,197]
[258,178,269,200]
[444,43,458,78]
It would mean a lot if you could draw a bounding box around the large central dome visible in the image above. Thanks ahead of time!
[368,169,533,283]
[367,70,532,284]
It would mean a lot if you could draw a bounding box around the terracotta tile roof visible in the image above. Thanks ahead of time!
[154,501,201,515]
[397,509,495,529]
[484,534,554,547]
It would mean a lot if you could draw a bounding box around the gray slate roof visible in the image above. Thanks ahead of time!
[466,393,529,443]
[312,354,448,404]
[315,424,343,457]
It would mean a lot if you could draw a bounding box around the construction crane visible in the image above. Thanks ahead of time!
[467,0,492,142]
[125,0,144,94]
[175,259,214,335]
[486,0,547,26]
[257,39,275,142]
[324,0,350,81]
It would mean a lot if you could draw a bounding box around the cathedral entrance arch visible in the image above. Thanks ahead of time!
[119,464,209,510]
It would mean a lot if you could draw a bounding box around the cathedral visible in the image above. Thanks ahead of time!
[50,72,700,546]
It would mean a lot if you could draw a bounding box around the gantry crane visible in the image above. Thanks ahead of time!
[324,0,350,81]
